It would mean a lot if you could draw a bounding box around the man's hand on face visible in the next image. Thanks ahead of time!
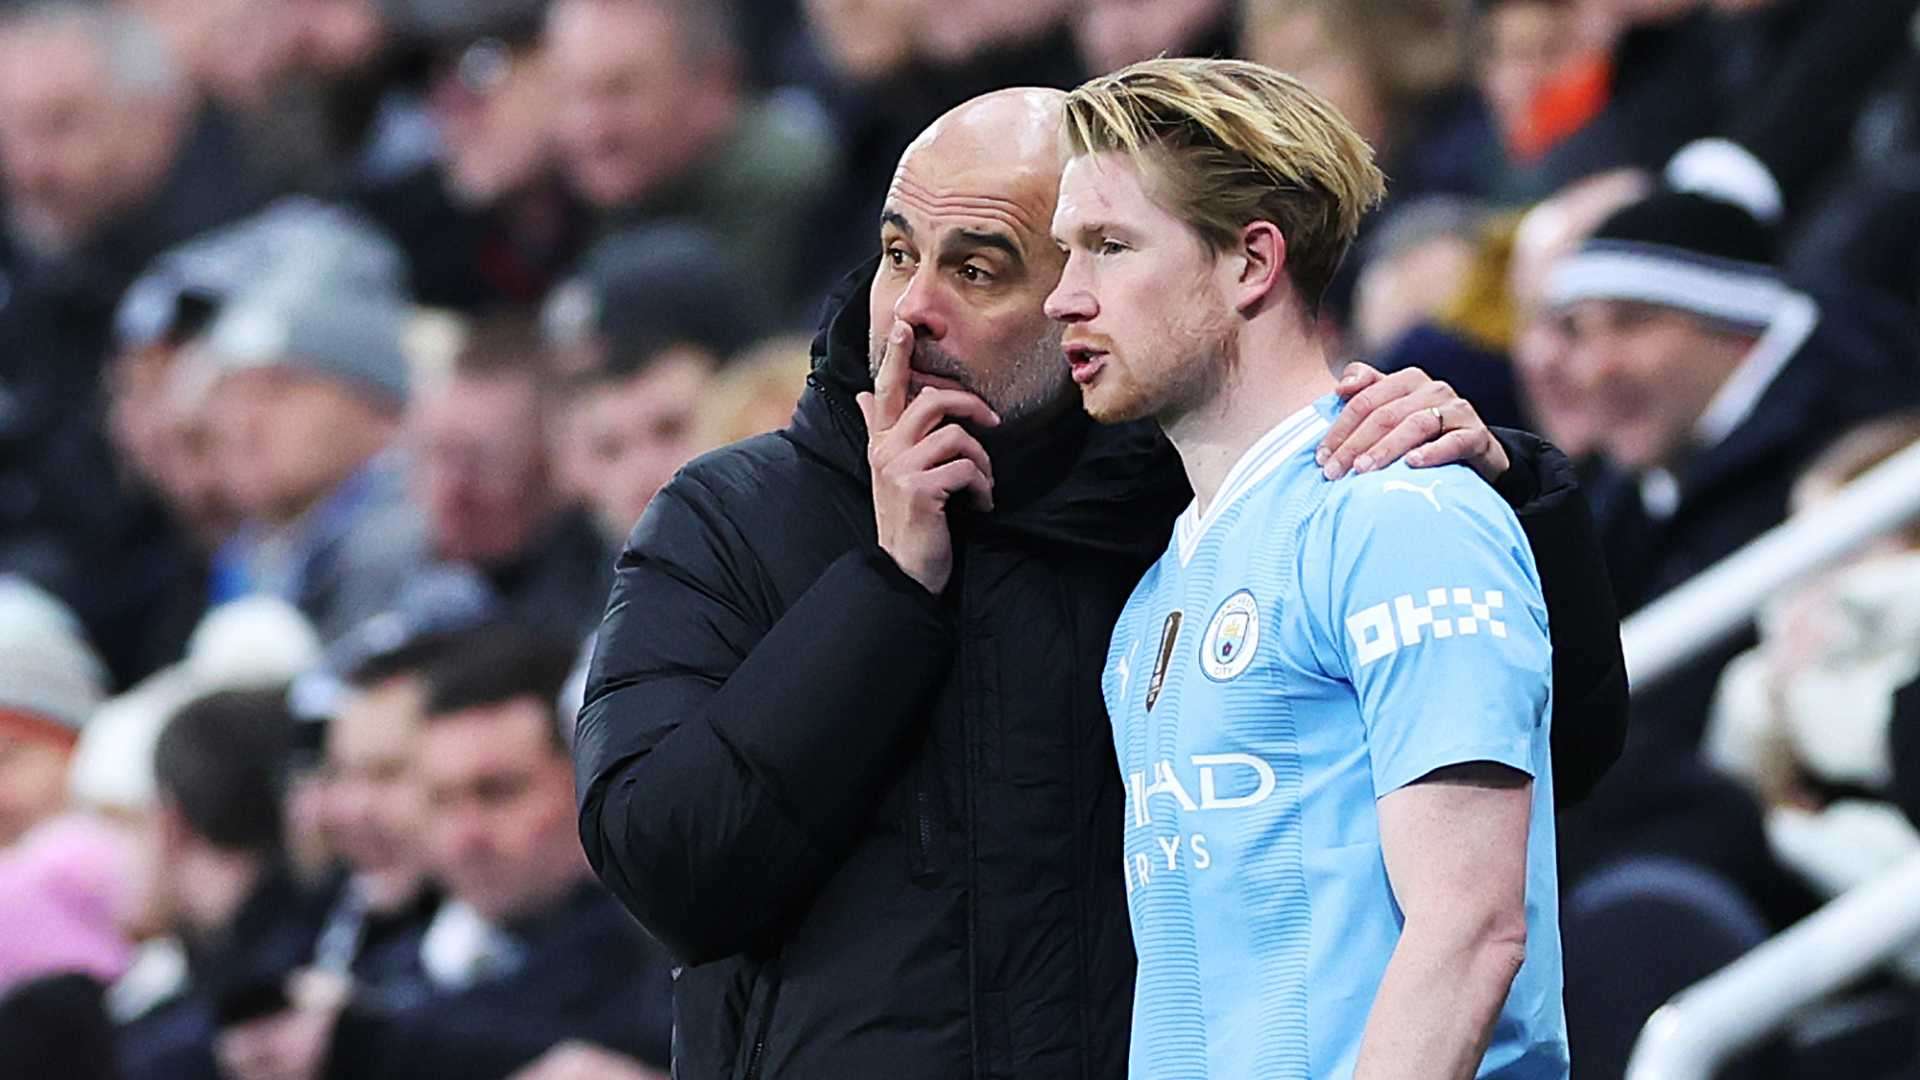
[1318,363,1512,483]
[857,320,1000,594]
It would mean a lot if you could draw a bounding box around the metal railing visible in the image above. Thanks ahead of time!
[1618,436,1920,1080]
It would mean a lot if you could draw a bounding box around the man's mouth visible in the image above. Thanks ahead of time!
[1064,343,1108,386]
[909,367,970,393]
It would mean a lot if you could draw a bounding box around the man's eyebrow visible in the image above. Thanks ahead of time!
[949,228,1022,263]
[880,210,913,238]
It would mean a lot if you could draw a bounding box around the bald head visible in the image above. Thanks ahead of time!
[904,88,1069,179]
[867,87,1077,428]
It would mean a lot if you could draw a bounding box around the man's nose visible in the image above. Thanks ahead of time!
[891,267,947,340]
[1043,269,1095,323]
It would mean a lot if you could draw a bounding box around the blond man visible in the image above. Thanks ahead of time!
[1046,59,1569,1078]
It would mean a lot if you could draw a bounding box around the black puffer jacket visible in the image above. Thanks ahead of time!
[575,265,1627,1080]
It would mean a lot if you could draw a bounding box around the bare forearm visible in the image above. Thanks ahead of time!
[1353,927,1526,1080]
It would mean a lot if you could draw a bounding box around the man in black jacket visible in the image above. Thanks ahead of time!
[575,88,1627,1079]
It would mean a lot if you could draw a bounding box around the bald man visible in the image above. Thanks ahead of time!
[575,88,1625,1079]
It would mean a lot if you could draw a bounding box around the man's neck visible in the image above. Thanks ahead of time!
[1163,327,1336,516]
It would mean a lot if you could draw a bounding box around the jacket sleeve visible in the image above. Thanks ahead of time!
[573,472,957,964]
[1491,428,1630,806]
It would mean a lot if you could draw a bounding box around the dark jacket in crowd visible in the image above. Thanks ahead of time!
[574,263,1628,1079]
[322,882,673,1079]
[0,973,119,1080]
[1587,289,1920,748]
[118,868,330,1080]
[354,168,592,313]
[476,507,615,642]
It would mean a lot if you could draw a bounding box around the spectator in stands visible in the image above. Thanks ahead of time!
[1709,413,1920,899]
[691,335,814,453]
[1547,189,1920,744]
[273,0,438,191]
[0,3,271,284]
[192,273,432,643]
[305,620,476,1004]
[116,688,325,1080]
[1351,197,1487,358]
[545,226,765,545]
[574,87,1626,1079]
[1471,0,1608,169]
[546,0,837,315]
[0,2,276,687]
[1071,0,1235,76]
[0,578,107,850]
[356,3,593,311]
[1358,199,1530,431]
[1506,168,1652,464]
[1241,0,1494,206]
[217,629,672,1080]
[109,199,407,554]
[413,316,608,638]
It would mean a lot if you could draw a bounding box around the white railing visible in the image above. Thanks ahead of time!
[1626,853,1920,1080]
[1619,436,1920,1080]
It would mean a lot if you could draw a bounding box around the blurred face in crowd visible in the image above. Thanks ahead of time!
[285,0,386,76]
[418,696,584,924]
[565,348,713,542]
[0,716,74,849]
[1352,232,1475,356]
[1242,5,1387,150]
[128,0,294,109]
[918,0,1075,64]
[0,21,186,254]
[1507,170,1649,458]
[415,371,552,566]
[1045,152,1239,426]
[804,0,923,83]
[205,366,400,526]
[870,91,1074,430]
[1478,0,1582,145]
[549,0,735,210]
[1557,299,1753,471]
[1075,0,1227,77]
[107,345,243,548]
[324,676,430,910]
[429,38,557,205]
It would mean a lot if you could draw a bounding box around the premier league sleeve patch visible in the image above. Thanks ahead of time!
[1200,590,1261,681]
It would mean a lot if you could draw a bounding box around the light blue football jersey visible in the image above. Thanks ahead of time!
[1103,394,1568,1079]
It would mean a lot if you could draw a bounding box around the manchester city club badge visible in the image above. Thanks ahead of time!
[1200,590,1260,681]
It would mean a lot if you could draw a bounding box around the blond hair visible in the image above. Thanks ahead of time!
[1063,57,1388,311]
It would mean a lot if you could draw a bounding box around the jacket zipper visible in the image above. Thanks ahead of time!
[741,966,782,1080]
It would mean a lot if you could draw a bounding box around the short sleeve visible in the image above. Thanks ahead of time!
[1302,464,1552,797]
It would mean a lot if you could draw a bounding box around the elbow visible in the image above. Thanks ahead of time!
[576,771,784,967]
[1469,910,1529,990]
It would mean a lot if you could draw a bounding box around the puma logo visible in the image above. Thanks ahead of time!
[1382,478,1443,511]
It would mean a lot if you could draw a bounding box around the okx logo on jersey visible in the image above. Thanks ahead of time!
[1345,587,1507,667]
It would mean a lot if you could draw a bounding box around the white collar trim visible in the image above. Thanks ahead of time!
[1175,401,1329,565]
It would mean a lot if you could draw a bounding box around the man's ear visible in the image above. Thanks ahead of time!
[1230,221,1288,316]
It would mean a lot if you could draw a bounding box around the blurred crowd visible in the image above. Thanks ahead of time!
[1,0,1919,1077]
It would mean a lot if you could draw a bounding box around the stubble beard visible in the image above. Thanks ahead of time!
[868,324,1074,427]
[1088,295,1239,429]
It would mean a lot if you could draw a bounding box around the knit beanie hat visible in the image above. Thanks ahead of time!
[1544,190,1788,329]
[0,578,106,740]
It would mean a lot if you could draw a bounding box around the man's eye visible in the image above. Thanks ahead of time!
[1099,239,1128,256]
[884,246,912,268]
[958,264,992,283]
